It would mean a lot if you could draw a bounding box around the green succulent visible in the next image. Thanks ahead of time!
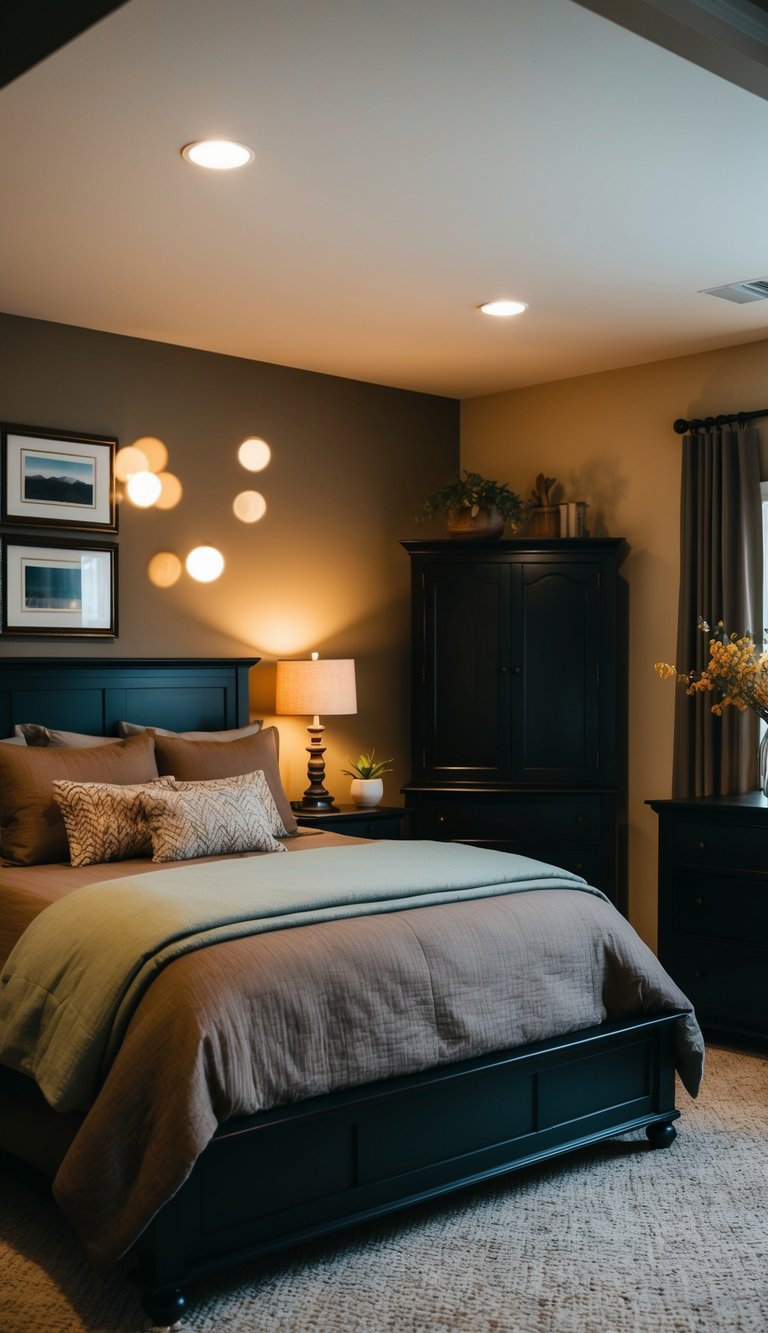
[342,750,393,780]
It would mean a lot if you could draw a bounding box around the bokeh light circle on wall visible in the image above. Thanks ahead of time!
[126,470,163,507]
[186,546,225,582]
[132,436,169,473]
[148,552,183,588]
[154,472,183,510]
[115,445,149,482]
[238,437,271,472]
[233,490,267,523]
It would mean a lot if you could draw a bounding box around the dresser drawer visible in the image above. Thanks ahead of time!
[668,819,768,873]
[407,794,602,844]
[662,938,768,1031]
[669,871,768,946]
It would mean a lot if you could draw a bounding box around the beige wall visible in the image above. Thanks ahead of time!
[461,336,768,947]
[0,313,459,806]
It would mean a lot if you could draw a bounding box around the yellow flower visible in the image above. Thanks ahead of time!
[655,622,768,723]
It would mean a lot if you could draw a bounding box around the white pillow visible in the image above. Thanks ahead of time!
[16,724,117,747]
[140,777,286,862]
[117,720,262,740]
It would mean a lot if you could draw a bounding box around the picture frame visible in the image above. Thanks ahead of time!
[1,423,118,532]
[1,538,118,637]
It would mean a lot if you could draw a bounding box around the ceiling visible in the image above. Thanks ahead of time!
[4,0,768,399]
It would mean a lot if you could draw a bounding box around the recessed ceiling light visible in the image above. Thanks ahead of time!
[478,299,528,317]
[181,140,255,170]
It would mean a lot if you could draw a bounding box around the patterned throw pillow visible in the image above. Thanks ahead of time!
[52,778,174,867]
[140,778,286,862]
[165,770,289,837]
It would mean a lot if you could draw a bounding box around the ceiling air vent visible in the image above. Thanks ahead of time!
[702,278,768,304]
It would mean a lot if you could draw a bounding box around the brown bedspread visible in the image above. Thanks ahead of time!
[45,871,702,1270]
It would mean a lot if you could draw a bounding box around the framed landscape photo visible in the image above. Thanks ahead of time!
[1,423,117,532]
[2,538,117,637]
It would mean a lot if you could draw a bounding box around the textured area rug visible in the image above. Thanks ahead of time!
[0,1044,766,1332]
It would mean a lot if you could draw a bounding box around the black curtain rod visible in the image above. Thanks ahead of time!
[673,408,768,434]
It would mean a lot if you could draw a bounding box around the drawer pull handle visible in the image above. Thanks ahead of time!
[695,897,704,909]
[698,841,706,850]
[437,815,446,825]
[575,815,584,825]
[694,969,706,979]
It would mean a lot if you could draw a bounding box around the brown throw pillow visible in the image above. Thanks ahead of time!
[0,732,159,865]
[153,727,298,834]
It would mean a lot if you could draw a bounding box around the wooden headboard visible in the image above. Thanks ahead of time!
[0,658,259,737]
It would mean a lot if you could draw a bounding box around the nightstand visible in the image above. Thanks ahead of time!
[294,805,407,840]
[648,794,768,1046]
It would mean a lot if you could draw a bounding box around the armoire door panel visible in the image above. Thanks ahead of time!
[422,564,511,777]
[518,564,601,781]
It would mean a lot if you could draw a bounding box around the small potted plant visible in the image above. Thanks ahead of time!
[419,470,526,538]
[342,750,393,807]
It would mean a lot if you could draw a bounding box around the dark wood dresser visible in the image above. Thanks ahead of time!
[648,795,768,1045]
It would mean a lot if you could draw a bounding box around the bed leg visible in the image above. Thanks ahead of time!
[646,1119,677,1149]
[141,1286,186,1329]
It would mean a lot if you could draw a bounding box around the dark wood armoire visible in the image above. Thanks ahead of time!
[402,537,628,911]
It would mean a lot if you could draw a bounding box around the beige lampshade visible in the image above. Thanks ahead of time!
[275,657,357,717]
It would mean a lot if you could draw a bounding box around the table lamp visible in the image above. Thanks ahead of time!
[275,653,357,811]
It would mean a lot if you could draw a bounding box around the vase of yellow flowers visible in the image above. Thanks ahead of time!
[655,618,768,791]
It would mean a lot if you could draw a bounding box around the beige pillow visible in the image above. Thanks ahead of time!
[153,727,298,835]
[118,720,262,740]
[166,771,289,837]
[140,778,286,862]
[15,724,117,748]
[53,777,174,867]
[1,735,26,746]
[0,732,159,865]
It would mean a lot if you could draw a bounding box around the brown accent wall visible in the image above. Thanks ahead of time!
[0,313,459,805]
[462,336,768,947]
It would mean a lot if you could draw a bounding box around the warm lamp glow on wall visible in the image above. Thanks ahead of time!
[154,472,183,510]
[275,653,357,811]
[148,552,183,588]
[238,438,271,472]
[233,490,266,523]
[126,471,163,508]
[115,445,149,481]
[186,546,225,582]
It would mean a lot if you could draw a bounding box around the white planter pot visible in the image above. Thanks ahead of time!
[350,777,384,808]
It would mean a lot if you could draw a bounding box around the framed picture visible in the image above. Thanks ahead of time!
[2,538,117,637]
[1,423,117,532]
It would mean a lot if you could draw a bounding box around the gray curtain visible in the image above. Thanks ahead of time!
[672,425,763,797]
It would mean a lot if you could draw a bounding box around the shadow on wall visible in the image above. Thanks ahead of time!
[560,459,629,538]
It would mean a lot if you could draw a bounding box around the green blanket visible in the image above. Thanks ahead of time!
[0,841,599,1112]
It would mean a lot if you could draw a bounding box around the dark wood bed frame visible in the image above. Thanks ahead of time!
[0,657,683,1326]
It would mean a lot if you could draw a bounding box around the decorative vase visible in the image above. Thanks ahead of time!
[528,505,560,538]
[759,730,768,796]
[446,505,504,540]
[350,777,384,808]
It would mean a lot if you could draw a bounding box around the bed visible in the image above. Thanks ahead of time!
[0,657,703,1328]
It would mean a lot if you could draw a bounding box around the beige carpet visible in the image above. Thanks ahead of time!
[0,1044,766,1333]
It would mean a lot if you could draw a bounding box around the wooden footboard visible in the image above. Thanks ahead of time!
[136,1011,683,1325]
